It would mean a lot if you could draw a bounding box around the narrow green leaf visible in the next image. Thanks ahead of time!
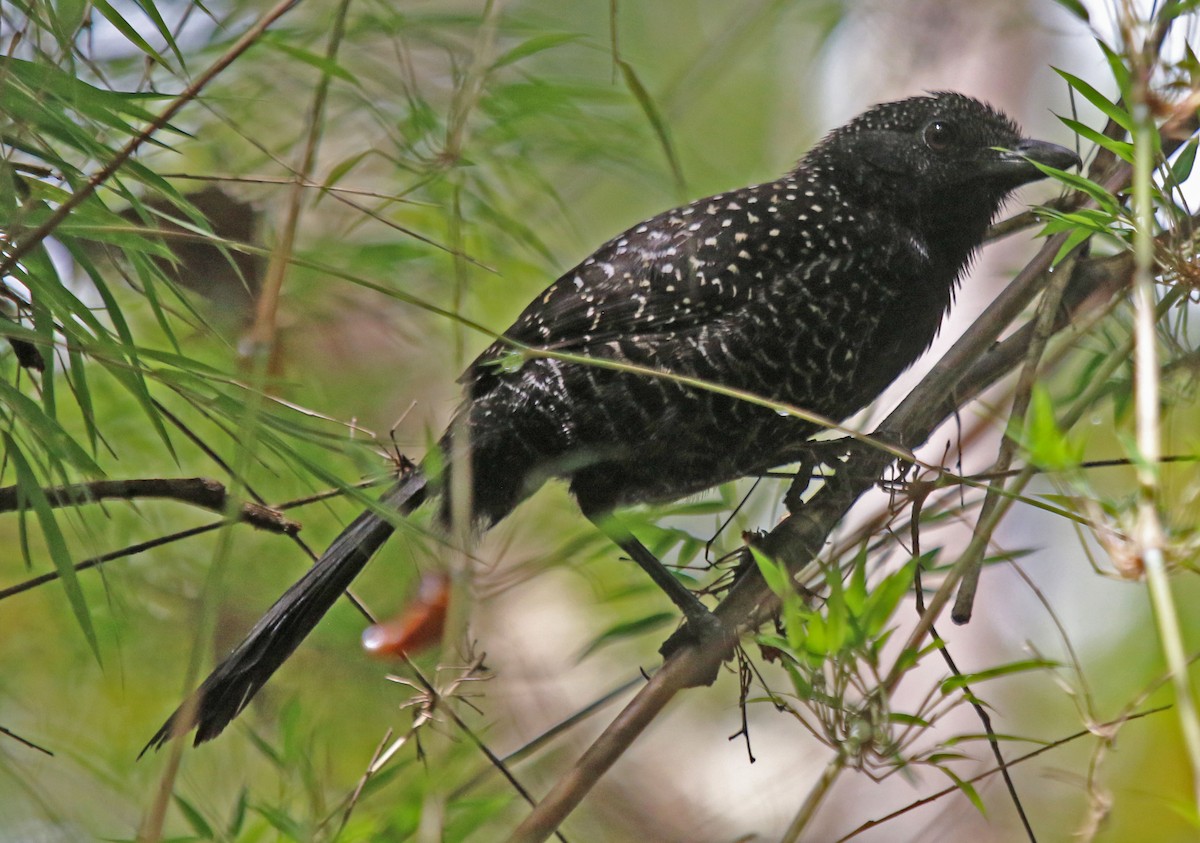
[751,546,790,598]
[250,802,306,838]
[940,658,1058,694]
[130,0,185,68]
[82,263,177,461]
[578,612,674,659]
[87,0,171,68]
[324,150,372,191]
[1051,224,1098,266]
[783,593,806,653]
[616,59,686,194]
[943,732,1047,746]
[491,33,583,70]
[864,558,917,637]
[228,787,249,837]
[823,566,848,653]
[845,549,868,615]
[66,347,98,455]
[260,33,358,84]
[5,435,100,662]
[1050,0,1089,20]
[888,712,930,727]
[1170,138,1198,186]
[1097,41,1132,102]
[781,657,813,700]
[1161,0,1200,24]
[0,380,103,476]
[937,766,987,815]
[1028,159,1122,213]
[1057,115,1133,162]
[1052,68,1132,132]
[1022,386,1081,471]
[172,794,214,837]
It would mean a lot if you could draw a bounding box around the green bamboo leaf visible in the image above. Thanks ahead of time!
[845,548,868,615]
[943,732,1047,746]
[781,656,813,700]
[324,150,372,191]
[88,0,171,68]
[227,786,249,837]
[804,613,828,657]
[172,794,214,838]
[888,712,930,727]
[251,802,306,839]
[937,766,987,815]
[5,434,100,662]
[823,566,848,653]
[1170,137,1198,185]
[65,346,98,455]
[129,0,185,69]
[940,658,1058,694]
[1096,41,1132,102]
[1160,0,1200,23]
[783,592,806,653]
[260,33,359,84]
[1057,115,1133,162]
[1022,385,1082,470]
[126,251,183,355]
[1028,159,1122,213]
[1052,68,1132,133]
[80,262,178,461]
[864,557,918,637]
[44,0,89,48]
[1050,0,1089,20]
[751,546,790,599]
[616,59,686,194]
[491,33,583,70]
[0,380,103,476]
[578,612,675,658]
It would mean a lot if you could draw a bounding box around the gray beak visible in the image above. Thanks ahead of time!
[989,138,1082,184]
[1007,138,1083,171]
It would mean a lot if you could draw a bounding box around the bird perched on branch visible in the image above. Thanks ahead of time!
[146,92,1078,751]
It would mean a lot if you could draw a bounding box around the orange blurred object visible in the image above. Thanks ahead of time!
[361,573,450,659]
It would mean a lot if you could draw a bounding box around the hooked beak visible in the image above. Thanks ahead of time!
[988,138,1082,184]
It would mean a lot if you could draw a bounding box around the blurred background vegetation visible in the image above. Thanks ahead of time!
[1,0,1198,840]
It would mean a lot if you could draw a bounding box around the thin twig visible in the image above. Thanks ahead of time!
[0,477,300,533]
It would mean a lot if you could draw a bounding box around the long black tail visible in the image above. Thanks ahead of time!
[142,468,429,754]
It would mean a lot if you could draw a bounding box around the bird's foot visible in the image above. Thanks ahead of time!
[658,604,736,685]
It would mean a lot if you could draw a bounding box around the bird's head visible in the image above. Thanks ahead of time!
[809,92,1080,220]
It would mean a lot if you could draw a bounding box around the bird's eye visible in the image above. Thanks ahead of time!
[923,120,956,152]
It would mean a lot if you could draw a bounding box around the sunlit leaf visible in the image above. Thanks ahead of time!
[1053,67,1132,133]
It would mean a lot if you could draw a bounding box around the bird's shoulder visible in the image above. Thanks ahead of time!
[496,175,853,351]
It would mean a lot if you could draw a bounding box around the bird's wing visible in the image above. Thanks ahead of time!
[470,197,776,374]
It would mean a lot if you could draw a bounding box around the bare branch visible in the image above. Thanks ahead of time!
[0,477,300,534]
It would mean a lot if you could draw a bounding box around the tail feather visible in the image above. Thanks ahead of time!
[142,469,428,754]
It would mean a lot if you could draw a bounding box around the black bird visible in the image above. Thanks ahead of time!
[146,92,1079,750]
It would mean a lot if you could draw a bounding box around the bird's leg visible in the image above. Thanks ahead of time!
[781,439,853,513]
[588,513,732,663]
